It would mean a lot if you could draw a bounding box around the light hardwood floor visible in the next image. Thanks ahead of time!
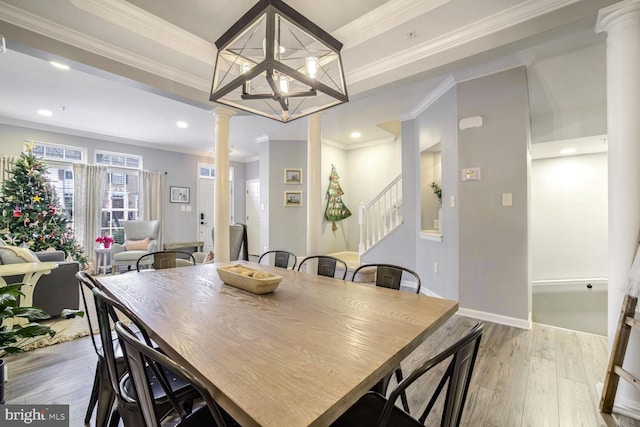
[4,315,640,426]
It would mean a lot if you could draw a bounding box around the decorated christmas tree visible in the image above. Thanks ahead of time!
[325,165,352,230]
[0,144,86,265]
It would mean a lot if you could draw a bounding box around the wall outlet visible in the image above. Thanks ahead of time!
[449,195,455,208]
[434,219,439,229]
[434,262,439,274]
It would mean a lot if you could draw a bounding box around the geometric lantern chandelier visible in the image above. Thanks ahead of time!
[210,0,348,123]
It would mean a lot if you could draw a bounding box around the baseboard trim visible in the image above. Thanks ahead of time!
[596,383,640,421]
[457,307,532,330]
[419,287,442,298]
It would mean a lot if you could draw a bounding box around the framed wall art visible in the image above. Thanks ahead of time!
[284,191,302,206]
[284,168,302,184]
[170,186,190,203]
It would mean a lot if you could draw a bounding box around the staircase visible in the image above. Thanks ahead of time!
[358,174,402,254]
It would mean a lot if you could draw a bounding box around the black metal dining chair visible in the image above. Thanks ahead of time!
[330,323,484,427]
[258,250,297,269]
[136,250,196,271]
[76,271,118,427]
[298,255,348,280]
[352,263,422,293]
[92,287,197,427]
[351,263,423,410]
[115,321,237,426]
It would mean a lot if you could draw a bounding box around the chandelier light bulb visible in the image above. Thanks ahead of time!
[279,75,289,94]
[306,57,318,79]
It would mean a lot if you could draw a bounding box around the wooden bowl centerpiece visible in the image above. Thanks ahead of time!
[217,264,282,294]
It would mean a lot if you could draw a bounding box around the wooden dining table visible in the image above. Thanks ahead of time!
[97,261,458,427]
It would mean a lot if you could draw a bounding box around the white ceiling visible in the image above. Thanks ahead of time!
[0,0,613,160]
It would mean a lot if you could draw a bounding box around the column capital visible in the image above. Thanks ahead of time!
[212,106,237,120]
[596,0,640,34]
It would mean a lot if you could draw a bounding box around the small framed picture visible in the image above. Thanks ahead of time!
[170,186,190,203]
[284,168,302,184]
[284,191,302,207]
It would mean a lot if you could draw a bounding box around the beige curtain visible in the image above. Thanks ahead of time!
[0,155,17,187]
[73,163,108,265]
[141,170,165,248]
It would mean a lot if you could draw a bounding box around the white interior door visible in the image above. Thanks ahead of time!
[198,178,215,252]
[246,179,261,256]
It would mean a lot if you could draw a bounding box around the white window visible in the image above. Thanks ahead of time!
[199,166,215,179]
[96,151,142,242]
[95,150,142,169]
[30,141,86,163]
[29,141,86,227]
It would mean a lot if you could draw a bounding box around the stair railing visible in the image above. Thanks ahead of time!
[359,175,402,254]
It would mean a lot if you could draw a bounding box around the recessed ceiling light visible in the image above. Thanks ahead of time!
[50,61,70,70]
[37,109,53,117]
[176,121,188,128]
[560,148,576,155]
[350,131,361,139]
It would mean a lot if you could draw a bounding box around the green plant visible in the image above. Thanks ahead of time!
[431,182,442,203]
[0,283,55,356]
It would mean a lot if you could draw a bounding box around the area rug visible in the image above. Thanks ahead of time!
[16,284,99,352]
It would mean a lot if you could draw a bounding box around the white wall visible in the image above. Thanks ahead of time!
[321,143,350,254]
[457,67,530,322]
[345,139,402,251]
[415,87,459,300]
[263,140,307,257]
[531,152,608,280]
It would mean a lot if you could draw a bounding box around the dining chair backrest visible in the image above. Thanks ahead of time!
[388,322,483,426]
[92,288,151,401]
[298,255,348,280]
[352,263,421,294]
[136,250,196,271]
[93,288,199,427]
[212,223,249,261]
[115,321,230,427]
[330,322,484,427]
[258,250,297,269]
[76,271,121,426]
[76,271,104,356]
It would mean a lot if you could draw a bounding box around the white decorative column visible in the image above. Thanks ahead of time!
[213,107,236,262]
[596,0,640,417]
[306,113,322,264]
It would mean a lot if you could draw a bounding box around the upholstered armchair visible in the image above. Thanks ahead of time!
[110,220,160,273]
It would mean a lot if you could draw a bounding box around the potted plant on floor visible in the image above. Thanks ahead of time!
[0,283,56,404]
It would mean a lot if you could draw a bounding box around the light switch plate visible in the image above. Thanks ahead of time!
[449,195,455,208]
[502,193,513,206]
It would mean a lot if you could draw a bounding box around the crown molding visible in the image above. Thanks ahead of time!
[69,0,215,63]
[398,75,456,121]
[346,0,579,84]
[0,116,216,158]
[0,1,210,91]
[333,0,451,50]
[322,137,347,150]
[323,135,397,151]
